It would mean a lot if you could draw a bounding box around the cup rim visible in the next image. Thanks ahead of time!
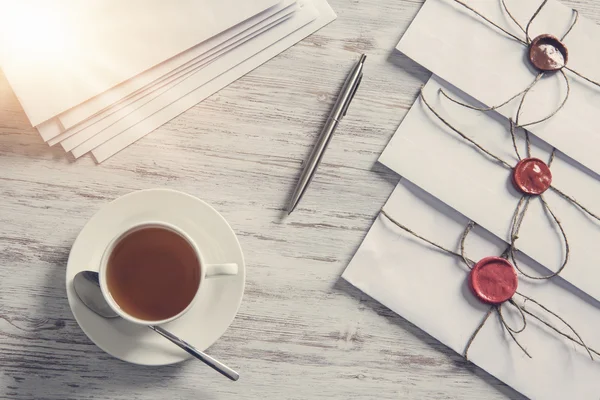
[98,221,204,326]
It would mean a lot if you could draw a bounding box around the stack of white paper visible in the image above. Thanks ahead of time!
[0,0,336,162]
[344,0,600,398]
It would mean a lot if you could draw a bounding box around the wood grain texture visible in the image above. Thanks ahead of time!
[1,0,599,398]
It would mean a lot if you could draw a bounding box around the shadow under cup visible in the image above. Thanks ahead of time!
[101,223,202,324]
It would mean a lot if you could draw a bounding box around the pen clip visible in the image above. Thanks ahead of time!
[340,73,363,118]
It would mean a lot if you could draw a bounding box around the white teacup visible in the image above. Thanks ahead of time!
[98,221,238,326]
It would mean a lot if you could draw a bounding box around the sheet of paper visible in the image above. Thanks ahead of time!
[62,14,293,152]
[87,0,335,162]
[397,0,600,175]
[38,1,296,142]
[46,4,297,149]
[343,179,600,399]
[37,2,293,142]
[0,0,279,126]
[379,76,600,302]
[36,119,64,142]
[55,0,295,131]
[67,4,317,159]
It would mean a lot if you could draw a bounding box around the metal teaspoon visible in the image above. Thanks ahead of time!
[73,271,239,381]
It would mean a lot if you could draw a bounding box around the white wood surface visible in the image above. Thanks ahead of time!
[1,1,599,398]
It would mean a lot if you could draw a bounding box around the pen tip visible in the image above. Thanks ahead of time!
[360,54,367,62]
[287,201,298,215]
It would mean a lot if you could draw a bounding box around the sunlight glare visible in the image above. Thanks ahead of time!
[0,2,74,62]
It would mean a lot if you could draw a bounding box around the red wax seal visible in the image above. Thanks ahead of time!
[512,157,552,195]
[529,34,568,71]
[469,257,518,305]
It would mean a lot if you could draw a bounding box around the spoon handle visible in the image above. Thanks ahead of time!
[149,325,239,381]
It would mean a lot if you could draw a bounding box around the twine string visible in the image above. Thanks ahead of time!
[420,89,513,169]
[451,0,600,93]
[439,74,542,114]
[518,70,571,128]
[452,0,528,45]
[565,66,600,89]
[521,307,598,358]
[501,0,526,35]
[460,221,476,269]
[500,244,513,259]
[548,148,556,167]
[499,306,532,358]
[525,131,532,158]
[561,9,579,41]
[380,211,531,358]
[515,73,543,126]
[423,89,598,274]
[439,70,568,130]
[379,209,473,263]
[549,185,600,222]
[509,194,570,280]
[464,306,495,360]
[464,305,531,360]
[441,70,567,130]
[450,0,600,125]
[508,196,536,277]
[516,291,593,359]
[500,299,528,333]
[509,196,531,246]
[402,0,598,362]
[509,119,522,160]
[379,210,597,361]
[525,0,550,43]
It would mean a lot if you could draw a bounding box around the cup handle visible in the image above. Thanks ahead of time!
[205,263,238,278]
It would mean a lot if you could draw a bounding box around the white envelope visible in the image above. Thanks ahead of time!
[47,3,297,150]
[343,179,600,399]
[380,76,600,302]
[47,0,297,134]
[69,2,318,159]
[397,0,600,175]
[86,0,335,162]
[0,0,279,126]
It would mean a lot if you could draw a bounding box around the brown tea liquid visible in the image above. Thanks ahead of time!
[106,227,201,321]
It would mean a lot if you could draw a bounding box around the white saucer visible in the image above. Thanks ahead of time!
[66,189,245,366]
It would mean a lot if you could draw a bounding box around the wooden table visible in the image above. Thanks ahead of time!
[2,1,599,398]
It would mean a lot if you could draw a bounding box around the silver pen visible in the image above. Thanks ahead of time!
[287,54,366,214]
